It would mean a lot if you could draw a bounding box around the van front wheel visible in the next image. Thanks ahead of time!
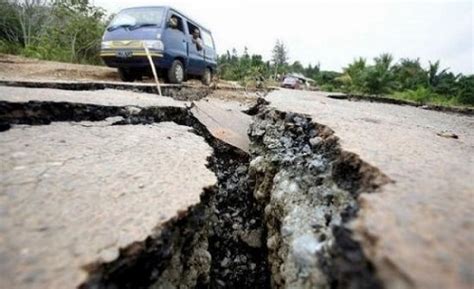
[201,68,212,86]
[168,60,184,84]
[118,68,135,82]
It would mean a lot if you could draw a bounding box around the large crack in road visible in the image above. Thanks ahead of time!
[0,80,212,101]
[248,108,391,289]
[1,94,391,289]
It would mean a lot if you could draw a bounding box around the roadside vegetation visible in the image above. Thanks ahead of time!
[1,1,472,106]
[0,0,106,64]
[219,43,473,107]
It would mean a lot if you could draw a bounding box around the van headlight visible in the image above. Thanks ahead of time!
[101,41,113,49]
[143,40,164,50]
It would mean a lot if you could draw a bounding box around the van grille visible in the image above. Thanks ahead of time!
[110,40,143,48]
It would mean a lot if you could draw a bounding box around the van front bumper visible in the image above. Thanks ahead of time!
[100,49,165,68]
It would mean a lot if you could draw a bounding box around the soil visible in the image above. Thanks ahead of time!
[0,54,266,105]
[0,54,119,81]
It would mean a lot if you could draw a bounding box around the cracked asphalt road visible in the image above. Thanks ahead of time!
[0,86,251,153]
[267,89,474,289]
[0,120,216,289]
[0,84,472,289]
[0,85,253,289]
[192,99,252,152]
[0,86,186,108]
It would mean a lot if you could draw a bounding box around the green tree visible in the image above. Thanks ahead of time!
[41,0,106,63]
[217,48,272,82]
[305,63,320,80]
[271,39,289,76]
[432,72,460,96]
[0,0,22,44]
[363,53,396,94]
[290,61,304,73]
[314,70,342,90]
[0,0,50,49]
[392,58,428,90]
[427,60,449,89]
[338,57,366,92]
[0,0,106,64]
[456,75,474,105]
[14,0,51,47]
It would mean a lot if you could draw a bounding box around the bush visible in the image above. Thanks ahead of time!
[392,87,472,107]
[456,75,474,106]
[393,87,434,103]
[0,39,22,54]
[320,84,335,92]
[0,0,106,65]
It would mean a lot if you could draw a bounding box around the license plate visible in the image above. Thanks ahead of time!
[116,51,133,58]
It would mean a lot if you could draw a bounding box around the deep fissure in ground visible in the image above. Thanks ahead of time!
[248,108,391,289]
[0,100,272,289]
[0,81,212,101]
[0,99,390,288]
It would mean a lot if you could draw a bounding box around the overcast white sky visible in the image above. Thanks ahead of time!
[93,0,473,74]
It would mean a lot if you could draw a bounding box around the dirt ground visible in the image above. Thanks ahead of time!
[0,54,238,85]
[0,54,119,81]
[0,54,265,105]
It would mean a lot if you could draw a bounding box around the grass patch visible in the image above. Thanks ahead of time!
[391,87,472,108]
[0,40,23,55]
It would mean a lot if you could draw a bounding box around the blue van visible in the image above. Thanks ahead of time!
[100,6,217,85]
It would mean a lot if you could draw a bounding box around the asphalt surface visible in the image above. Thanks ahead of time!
[0,120,216,289]
[0,86,251,153]
[0,85,252,289]
[267,89,474,289]
[1,84,472,289]
[0,86,185,108]
[192,99,252,152]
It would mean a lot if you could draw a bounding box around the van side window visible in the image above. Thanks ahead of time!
[186,22,199,35]
[201,31,214,49]
[187,22,203,51]
[168,14,184,33]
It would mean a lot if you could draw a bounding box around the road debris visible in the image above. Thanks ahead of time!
[436,131,459,139]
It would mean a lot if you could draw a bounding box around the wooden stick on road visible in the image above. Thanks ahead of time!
[144,45,162,96]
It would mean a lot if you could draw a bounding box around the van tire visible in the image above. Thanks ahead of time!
[168,60,184,84]
[201,68,212,86]
[118,68,135,82]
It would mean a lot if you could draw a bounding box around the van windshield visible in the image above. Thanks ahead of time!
[108,7,165,30]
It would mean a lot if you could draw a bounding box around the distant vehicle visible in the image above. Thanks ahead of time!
[281,76,302,89]
[100,6,217,85]
[281,73,315,90]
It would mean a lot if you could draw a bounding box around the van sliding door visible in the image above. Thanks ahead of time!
[201,30,216,68]
[163,12,188,67]
[185,21,206,75]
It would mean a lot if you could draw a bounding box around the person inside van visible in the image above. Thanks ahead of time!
[169,16,179,29]
[192,28,203,51]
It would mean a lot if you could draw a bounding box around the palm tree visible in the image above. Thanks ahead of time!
[392,58,428,90]
[427,60,448,88]
[363,53,396,95]
[338,57,366,92]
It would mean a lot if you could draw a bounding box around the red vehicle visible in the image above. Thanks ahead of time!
[281,76,301,89]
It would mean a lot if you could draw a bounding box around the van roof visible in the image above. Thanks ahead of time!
[120,6,212,33]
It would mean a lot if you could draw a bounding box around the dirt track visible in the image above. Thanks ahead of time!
[0,54,118,81]
[0,54,263,104]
